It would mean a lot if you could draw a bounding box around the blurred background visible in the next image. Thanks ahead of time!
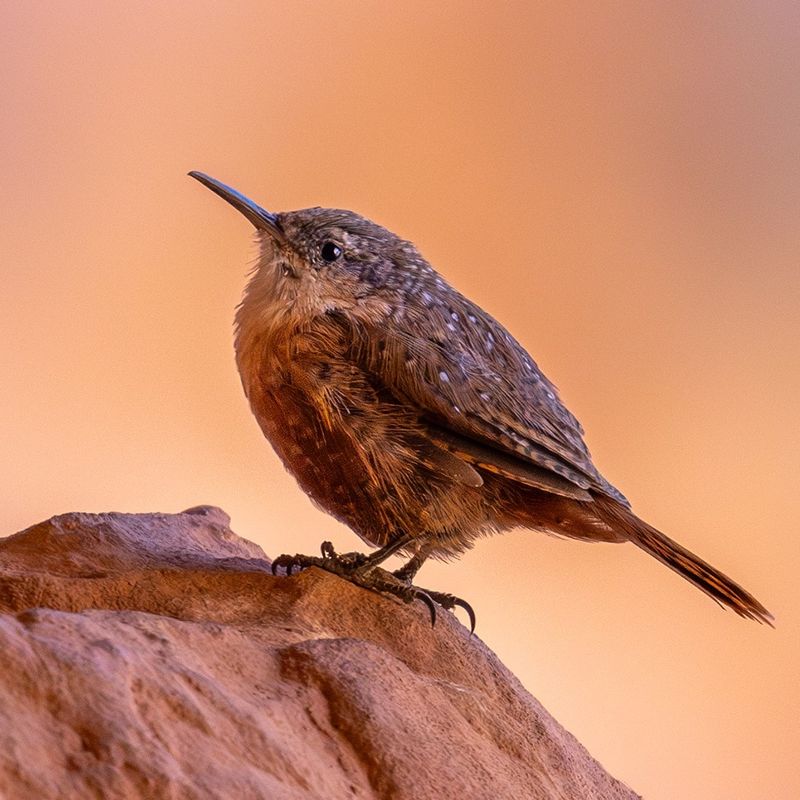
[1,2,798,797]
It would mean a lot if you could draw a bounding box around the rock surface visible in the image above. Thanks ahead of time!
[0,507,639,800]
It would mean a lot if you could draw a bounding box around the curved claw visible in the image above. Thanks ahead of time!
[271,554,314,577]
[452,597,476,636]
[271,555,295,576]
[320,541,336,559]
[271,557,286,576]
[414,589,438,628]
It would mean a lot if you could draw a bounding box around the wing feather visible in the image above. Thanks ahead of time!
[339,300,628,506]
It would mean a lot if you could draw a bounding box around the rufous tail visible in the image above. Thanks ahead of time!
[593,494,773,625]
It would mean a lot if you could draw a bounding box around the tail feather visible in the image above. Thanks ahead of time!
[593,494,773,625]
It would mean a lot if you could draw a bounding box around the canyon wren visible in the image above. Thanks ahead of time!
[189,171,772,632]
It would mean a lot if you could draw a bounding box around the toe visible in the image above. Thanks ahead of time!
[412,589,437,627]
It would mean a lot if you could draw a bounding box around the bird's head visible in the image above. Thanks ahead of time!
[189,172,425,338]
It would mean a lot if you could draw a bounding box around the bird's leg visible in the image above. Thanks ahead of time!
[271,535,476,634]
[392,551,427,583]
[359,534,416,568]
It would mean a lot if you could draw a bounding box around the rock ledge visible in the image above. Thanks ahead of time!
[0,508,638,800]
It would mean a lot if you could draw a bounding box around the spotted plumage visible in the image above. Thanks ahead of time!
[190,171,772,626]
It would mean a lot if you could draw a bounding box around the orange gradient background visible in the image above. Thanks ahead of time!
[2,3,798,798]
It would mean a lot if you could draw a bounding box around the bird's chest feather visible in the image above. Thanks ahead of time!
[236,325,407,535]
[242,331,348,476]
[235,317,489,548]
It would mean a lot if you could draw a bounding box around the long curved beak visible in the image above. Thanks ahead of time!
[188,171,284,240]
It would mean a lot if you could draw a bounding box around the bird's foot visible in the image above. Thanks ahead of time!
[271,541,476,634]
[411,587,476,635]
[270,541,367,577]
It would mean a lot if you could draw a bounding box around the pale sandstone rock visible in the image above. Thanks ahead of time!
[0,507,639,800]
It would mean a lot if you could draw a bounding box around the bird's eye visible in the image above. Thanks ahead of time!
[281,264,296,278]
[320,241,342,262]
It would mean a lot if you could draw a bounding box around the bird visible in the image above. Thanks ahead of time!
[189,171,772,632]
